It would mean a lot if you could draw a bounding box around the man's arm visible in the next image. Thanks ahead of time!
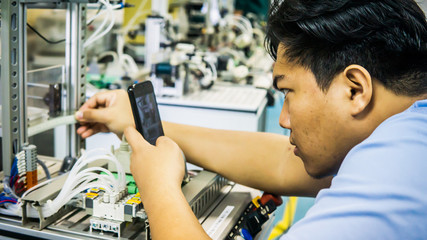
[75,90,331,197]
[164,122,331,197]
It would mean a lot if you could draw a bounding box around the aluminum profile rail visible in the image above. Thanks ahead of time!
[1,0,87,177]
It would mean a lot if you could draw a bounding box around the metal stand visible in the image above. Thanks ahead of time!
[1,0,88,177]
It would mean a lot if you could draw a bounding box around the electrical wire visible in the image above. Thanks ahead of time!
[85,0,123,48]
[87,4,104,26]
[26,23,66,44]
[4,148,126,218]
[0,200,17,204]
[37,159,51,179]
[28,1,125,46]
[84,0,113,48]
[21,175,60,199]
[116,35,139,75]
[39,148,125,217]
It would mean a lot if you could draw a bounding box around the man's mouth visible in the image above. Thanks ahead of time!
[289,136,296,146]
[289,137,299,156]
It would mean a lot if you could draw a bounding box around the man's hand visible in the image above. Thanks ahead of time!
[124,127,185,200]
[75,90,134,138]
[124,127,210,239]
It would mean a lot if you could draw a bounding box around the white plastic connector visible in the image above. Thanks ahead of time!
[103,193,110,203]
[109,137,132,174]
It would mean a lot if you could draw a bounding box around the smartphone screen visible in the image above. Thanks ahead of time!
[128,81,164,145]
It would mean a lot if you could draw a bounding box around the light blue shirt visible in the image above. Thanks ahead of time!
[282,99,427,240]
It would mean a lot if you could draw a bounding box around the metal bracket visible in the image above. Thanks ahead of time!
[21,200,74,230]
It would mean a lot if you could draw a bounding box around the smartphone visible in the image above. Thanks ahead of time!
[128,81,164,145]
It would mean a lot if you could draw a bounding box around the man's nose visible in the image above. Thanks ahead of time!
[279,103,291,129]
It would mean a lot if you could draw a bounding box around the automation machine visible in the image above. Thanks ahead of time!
[0,1,278,239]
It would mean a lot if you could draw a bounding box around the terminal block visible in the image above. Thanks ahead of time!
[84,188,144,222]
[89,218,126,238]
[24,145,38,190]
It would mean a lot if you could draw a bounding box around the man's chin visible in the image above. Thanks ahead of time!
[304,163,337,179]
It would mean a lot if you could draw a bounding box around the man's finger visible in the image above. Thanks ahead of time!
[79,91,112,111]
[75,108,109,123]
[81,128,95,139]
[76,125,88,135]
[124,127,151,151]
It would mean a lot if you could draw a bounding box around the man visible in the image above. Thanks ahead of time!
[75,0,427,239]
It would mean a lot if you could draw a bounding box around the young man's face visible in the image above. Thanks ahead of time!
[273,45,355,178]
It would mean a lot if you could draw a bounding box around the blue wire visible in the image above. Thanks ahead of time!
[0,196,17,201]
[241,229,253,240]
[10,157,18,177]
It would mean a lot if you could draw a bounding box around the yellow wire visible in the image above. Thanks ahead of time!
[268,196,298,240]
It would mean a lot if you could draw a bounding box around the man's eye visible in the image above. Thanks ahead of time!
[279,89,289,98]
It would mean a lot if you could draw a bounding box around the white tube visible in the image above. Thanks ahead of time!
[20,148,126,218]
[85,0,110,47]
[21,175,62,199]
[85,0,116,48]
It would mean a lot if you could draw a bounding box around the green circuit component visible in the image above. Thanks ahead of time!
[100,173,139,194]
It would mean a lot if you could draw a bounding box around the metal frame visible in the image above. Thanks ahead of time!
[1,0,28,175]
[1,0,87,176]
[65,2,87,159]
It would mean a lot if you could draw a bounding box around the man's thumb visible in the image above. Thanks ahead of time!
[124,127,150,150]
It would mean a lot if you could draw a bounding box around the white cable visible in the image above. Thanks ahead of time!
[43,182,113,217]
[2,177,19,199]
[87,3,122,24]
[98,51,119,63]
[84,0,117,48]
[21,175,61,199]
[121,54,139,74]
[206,60,217,81]
[18,148,126,218]
[85,0,110,47]
[88,3,115,46]
[225,15,250,35]
[55,172,114,201]
[0,203,21,217]
[62,155,121,192]
[233,15,253,34]
[219,47,248,64]
[5,148,126,219]
[116,35,139,75]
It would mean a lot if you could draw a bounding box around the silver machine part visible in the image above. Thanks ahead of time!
[0,1,266,239]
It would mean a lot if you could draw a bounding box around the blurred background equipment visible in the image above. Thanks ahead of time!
[0,0,305,239]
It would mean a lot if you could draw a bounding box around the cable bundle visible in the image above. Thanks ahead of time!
[1,148,126,218]
[85,0,122,48]
[40,148,126,217]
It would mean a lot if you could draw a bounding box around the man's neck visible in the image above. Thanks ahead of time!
[373,84,424,125]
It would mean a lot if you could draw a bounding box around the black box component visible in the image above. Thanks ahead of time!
[124,204,133,215]
[85,197,93,208]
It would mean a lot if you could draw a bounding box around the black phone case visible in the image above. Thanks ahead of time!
[127,81,164,144]
[128,86,144,134]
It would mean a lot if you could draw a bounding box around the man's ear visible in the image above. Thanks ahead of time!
[343,65,373,116]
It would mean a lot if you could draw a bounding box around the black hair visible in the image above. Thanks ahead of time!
[265,0,427,96]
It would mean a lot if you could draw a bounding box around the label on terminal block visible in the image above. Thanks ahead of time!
[207,206,235,237]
